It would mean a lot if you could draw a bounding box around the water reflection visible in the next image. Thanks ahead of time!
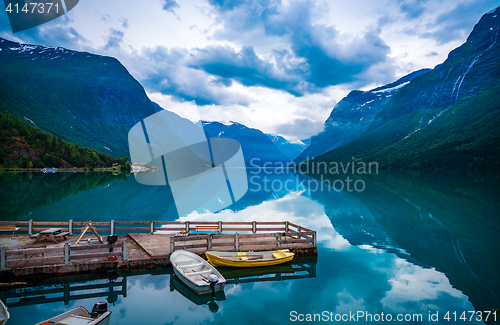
[2,170,499,324]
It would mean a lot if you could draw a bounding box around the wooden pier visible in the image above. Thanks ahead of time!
[0,220,317,280]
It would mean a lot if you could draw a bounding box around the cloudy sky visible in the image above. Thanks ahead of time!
[0,0,498,141]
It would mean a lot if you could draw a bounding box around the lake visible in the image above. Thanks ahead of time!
[1,170,499,324]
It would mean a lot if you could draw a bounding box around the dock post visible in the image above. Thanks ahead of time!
[64,283,70,305]
[110,220,115,236]
[150,221,154,234]
[185,221,190,233]
[28,219,33,236]
[170,238,175,253]
[122,241,128,261]
[64,243,69,265]
[207,235,212,250]
[122,276,127,298]
[234,233,239,251]
[252,221,256,234]
[1,247,5,270]
[69,219,73,235]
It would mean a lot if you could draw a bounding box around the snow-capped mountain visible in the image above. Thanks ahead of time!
[308,7,500,169]
[0,37,159,157]
[202,121,291,166]
[266,134,308,161]
[294,69,430,163]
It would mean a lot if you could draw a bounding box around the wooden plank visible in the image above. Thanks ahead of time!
[154,221,185,225]
[32,228,69,232]
[253,222,286,225]
[31,222,67,226]
[70,252,123,260]
[239,241,278,246]
[211,242,235,247]
[284,239,311,244]
[219,222,253,225]
[171,235,208,242]
[255,227,285,231]
[238,233,277,238]
[111,227,149,231]
[7,256,64,267]
[173,243,208,250]
[218,227,254,232]
[153,227,186,232]
[6,247,63,256]
[70,243,122,251]
[189,221,219,225]
[0,221,29,225]
[114,221,150,225]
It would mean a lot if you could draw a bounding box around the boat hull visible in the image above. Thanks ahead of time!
[205,250,294,268]
[36,307,111,325]
[170,250,226,294]
[173,266,225,294]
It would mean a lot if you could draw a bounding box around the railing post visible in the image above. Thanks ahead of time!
[313,231,317,245]
[150,221,154,234]
[185,221,190,233]
[207,235,212,250]
[110,220,115,236]
[1,247,5,270]
[218,221,222,234]
[122,241,127,260]
[170,237,175,253]
[234,233,239,251]
[69,219,73,235]
[28,219,33,236]
[298,226,302,239]
[285,221,289,233]
[64,243,69,265]
[252,221,256,234]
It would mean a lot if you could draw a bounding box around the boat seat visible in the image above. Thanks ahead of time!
[56,315,92,325]
[179,262,204,268]
[185,269,212,276]
[272,250,287,259]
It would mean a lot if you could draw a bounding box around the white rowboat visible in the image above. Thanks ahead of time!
[36,302,111,325]
[170,250,226,294]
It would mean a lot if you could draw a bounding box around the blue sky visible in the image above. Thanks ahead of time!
[0,0,498,141]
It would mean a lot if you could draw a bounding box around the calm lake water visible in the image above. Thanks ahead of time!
[1,170,499,324]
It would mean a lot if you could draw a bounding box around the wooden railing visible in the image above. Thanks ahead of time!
[0,242,126,270]
[0,220,316,241]
[1,276,127,308]
[170,221,316,252]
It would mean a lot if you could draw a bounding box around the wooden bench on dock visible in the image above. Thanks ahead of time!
[195,225,219,234]
[54,231,70,240]
[0,225,20,236]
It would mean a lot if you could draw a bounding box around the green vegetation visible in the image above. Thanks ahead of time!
[0,172,130,221]
[0,41,157,158]
[308,82,500,170]
[0,112,130,169]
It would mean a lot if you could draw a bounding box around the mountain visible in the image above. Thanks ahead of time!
[294,69,430,163]
[307,7,500,169]
[0,37,160,158]
[202,121,291,166]
[266,134,307,161]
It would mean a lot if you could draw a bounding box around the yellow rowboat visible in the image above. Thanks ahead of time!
[205,249,295,267]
